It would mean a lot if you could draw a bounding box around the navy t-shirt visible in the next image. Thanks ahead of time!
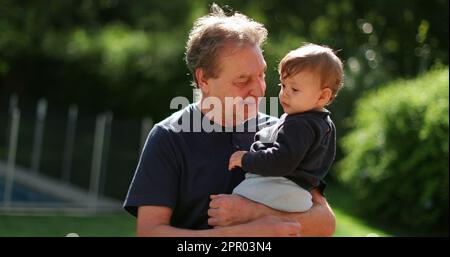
[123,104,277,229]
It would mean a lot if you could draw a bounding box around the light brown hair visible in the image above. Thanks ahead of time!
[279,43,344,103]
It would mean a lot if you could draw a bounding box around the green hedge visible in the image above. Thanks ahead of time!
[337,68,449,235]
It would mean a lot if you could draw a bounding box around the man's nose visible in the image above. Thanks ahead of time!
[250,76,266,97]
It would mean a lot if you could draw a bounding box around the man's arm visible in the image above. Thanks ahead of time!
[208,189,336,236]
[136,205,302,237]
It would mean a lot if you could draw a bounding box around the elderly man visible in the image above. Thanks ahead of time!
[124,4,335,236]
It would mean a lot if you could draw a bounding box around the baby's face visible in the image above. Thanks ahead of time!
[278,70,325,115]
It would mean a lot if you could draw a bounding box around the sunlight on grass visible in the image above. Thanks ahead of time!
[0,182,393,237]
[0,213,135,237]
[333,209,390,237]
[0,209,391,237]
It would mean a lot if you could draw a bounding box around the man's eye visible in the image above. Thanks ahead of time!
[278,83,285,88]
[292,88,299,92]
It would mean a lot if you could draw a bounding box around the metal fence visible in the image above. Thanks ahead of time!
[0,94,154,213]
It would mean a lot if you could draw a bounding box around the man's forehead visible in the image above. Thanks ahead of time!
[216,44,266,74]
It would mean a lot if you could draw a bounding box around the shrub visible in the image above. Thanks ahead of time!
[337,68,449,235]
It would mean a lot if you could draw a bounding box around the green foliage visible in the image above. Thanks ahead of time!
[0,2,448,225]
[1,0,448,121]
[337,68,449,235]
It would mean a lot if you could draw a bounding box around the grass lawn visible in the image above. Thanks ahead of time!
[326,182,392,237]
[0,212,136,237]
[0,210,389,237]
[0,183,395,237]
[333,209,390,237]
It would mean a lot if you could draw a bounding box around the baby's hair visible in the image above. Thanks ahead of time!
[279,43,344,103]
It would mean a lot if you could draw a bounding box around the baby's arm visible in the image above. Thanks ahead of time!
[228,151,247,170]
[239,119,315,176]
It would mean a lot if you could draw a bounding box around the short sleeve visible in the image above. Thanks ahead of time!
[123,125,181,217]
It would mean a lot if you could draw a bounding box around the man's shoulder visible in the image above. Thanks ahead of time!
[156,104,197,132]
[142,106,196,151]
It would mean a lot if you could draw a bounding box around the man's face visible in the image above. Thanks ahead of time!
[200,44,267,126]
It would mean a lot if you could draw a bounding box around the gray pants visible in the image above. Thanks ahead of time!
[233,173,313,212]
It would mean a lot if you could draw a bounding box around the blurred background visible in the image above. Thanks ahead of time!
[0,0,448,236]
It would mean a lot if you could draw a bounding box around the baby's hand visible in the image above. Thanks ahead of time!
[228,151,247,170]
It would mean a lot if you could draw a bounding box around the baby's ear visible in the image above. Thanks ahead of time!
[318,88,333,106]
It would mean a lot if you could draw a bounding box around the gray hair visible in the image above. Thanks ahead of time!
[185,3,268,87]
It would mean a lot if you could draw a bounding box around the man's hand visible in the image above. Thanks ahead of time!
[208,189,336,236]
[228,215,302,237]
[208,194,257,227]
[228,151,247,170]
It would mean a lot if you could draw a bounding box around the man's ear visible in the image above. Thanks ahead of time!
[318,88,333,106]
[195,68,210,95]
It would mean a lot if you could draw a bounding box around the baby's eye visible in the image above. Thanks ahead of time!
[292,88,299,92]
[278,83,285,88]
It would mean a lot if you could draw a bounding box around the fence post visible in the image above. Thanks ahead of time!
[99,111,113,197]
[61,104,78,182]
[31,98,47,174]
[3,108,20,208]
[5,94,18,151]
[140,117,153,154]
[88,113,106,212]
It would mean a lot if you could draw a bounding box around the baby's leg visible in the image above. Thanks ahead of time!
[232,173,313,212]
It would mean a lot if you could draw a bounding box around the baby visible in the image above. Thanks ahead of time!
[228,43,344,212]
